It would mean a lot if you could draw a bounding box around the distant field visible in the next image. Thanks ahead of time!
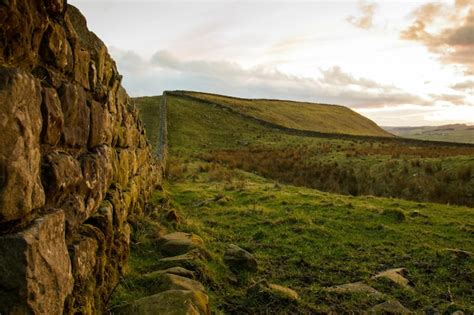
[126,93,474,313]
[170,91,393,137]
[160,94,474,207]
[134,95,162,149]
[385,124,474,144]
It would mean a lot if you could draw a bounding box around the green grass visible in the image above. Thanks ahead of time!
[176,91,393,137]
[134,95,162,149]
[385,124,474,144]
[161,94,474,206]
[165,159,473,313]
[123,93,474,313]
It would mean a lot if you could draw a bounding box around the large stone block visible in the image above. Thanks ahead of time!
[58,83,90,147]
[0,67,45,222]
[46,0,66,16]
[43,151,85,228]
[70,236,98,282]
[41,87,64,146]
[89,100,113,147]
[80,145,113,217]
[0,210,73,315]
[40,23,73,71]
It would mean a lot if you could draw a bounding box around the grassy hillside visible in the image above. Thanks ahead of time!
[385,124,474,144]
[126,93,474,313]
[134,96,162,149]
[171,91,393,137]
[162,94,474,206]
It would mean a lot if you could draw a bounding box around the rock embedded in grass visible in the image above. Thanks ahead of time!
[267,283,299,301]
[325,282,383,297]
[369,300,410,313]
[157,267,196,279]
[112,289,210,315]
[158,232,205,256]
[224,244,258,272]
[372,268,414,290]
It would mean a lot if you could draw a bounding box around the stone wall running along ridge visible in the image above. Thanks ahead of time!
[0,1,161,314]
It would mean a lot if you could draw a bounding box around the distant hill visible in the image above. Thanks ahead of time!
[168,91,393,137]
[384,124,474,144]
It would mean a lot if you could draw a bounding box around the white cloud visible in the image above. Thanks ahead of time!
[114,48,431,110]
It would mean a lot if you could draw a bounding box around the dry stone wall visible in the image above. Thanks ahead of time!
[0,1,161,314]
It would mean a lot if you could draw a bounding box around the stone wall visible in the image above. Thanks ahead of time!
[0,1,161,314]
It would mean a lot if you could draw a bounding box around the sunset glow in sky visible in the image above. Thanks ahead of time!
[70,0,474,126]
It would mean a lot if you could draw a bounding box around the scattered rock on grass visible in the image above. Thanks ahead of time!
[325,282,383,297]
[369,300,410,314]
[267,283,299,301]
[112,289,210,315]
[441,248,473,259]
[158,273,205,293]
[158,232,204,256]
[372,268,414,289]
[157,267,196,279]
[224,244,258,272]
[248,281,299,302]
[159,249,203,264]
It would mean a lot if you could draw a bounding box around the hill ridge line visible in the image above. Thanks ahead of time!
[165,91,474,148]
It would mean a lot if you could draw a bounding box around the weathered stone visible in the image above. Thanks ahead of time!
[112,290,210,315]
[325,282,383,297]
[41,87,64,146]
[267,283,299,301]
[58,83,90,147]
[0,2,49,67]
[70,236,98,281]
[45,0,66,16]
[80,145,113,216]
[40,24,72,71]
[158,232,205,257]
[158,250,204,266]
[0,210,73,315]
[369,300,410,313]
[157,267,196,279]
[142,272,206,294]
[0,3,161,314]
[107,187,127,229]
[224,244,258,272]
[89,100,112,147]
[0,67,45,222]
[249,281,299,302]
[372,268,413,289]
[89,61,97,90]
[441,248,473,259]
[43,151,86,228]
[74,48,91,90]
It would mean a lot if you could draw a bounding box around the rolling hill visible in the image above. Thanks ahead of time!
[125,92,474,313]
[167,90,393,137]
[385,124,474,144]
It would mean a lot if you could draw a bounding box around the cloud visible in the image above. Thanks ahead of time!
[319,66,391,90]
[346,0,377,30]
[400,0,474,75]
[451,80,474,91]
[111,48,431,109]
[430,93,466,105]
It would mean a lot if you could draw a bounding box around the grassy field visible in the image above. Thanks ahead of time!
[173,91,393,137]
[385,124,474,144]
[133,95,162,149]
[128,93,474,313]
[158,95,474,207]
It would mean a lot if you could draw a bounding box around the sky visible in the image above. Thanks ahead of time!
[69,0,474,126]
